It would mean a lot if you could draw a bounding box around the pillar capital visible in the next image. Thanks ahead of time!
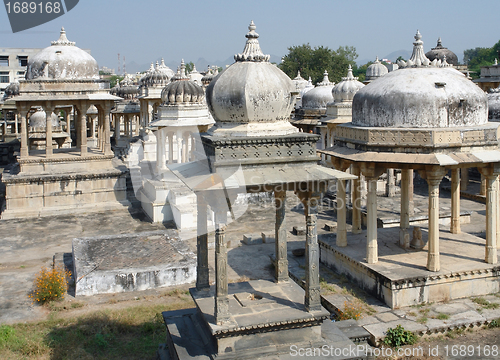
[330,157,351,172]
[360,162,385,179]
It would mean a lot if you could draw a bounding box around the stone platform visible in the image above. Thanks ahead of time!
[162,279,360,359]
[320,227,500,309]
[73,230,196,296]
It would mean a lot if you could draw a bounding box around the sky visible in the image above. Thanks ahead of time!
[1,0,499,73]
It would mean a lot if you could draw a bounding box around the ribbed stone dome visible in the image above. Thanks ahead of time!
[425,38,459,66]
[140,59,174,87]
[161,80,205,105]
[29,107,60,129]
[205,21,298,137]
[301,71,334,109]
[332,65,365,102]
[292,71,309,91]
[26,28,99,80]
[488,87,500,121]
[365,57,388,82]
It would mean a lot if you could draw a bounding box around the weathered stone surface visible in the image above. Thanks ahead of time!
[73,230,196,296]
[293,226,306,235]
[242,233,263,245]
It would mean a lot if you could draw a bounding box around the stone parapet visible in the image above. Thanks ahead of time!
[201,133,320,170]
[335,123,500,152]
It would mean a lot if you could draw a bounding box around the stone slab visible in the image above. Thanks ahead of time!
[73,230,196,296]
[363,319,427,345]
[324,222,337,232]
[242,233,263,245]
[292,226,306,235]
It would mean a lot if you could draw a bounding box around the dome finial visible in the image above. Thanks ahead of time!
[437,37,442,47]
[495,58,498,66]
[51,26,75,46]
[234,21,270,62]
[399,30,431,68]
[346,64,354,79]
[317,70,334,86]
[374,56,380,64]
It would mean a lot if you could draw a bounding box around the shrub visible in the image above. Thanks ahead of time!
[29,265,71,304]
[337,300,363,321]
[382,325,418,348]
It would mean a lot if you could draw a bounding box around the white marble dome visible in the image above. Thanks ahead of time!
[353,31,488,128]
[206,21,298,137]
[332,65,365,103]
[29,107,60,129]
[488,87,500,121]
[189,65,203,86]
[26,28,99,80]
[365,57,388,82]
[301,71,334,109]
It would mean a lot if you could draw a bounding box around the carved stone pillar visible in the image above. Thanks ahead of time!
[336,179,347,247]
[351,165,362,235]
[44,104,54,157]
[366,177,378,263]
[177,131,182,163]
[114,114,120,140]
[19,106,29,159]
[400,169,411,249]
[156,129,166,173]
[479,167,499,264]
[386,169,396,197]
[408,170,414,216]
[168,132,174,164]
[77,101,89,156]
[424,168,446,272]
[196,193,210,290]
[450,168,461,234]
[103,103,112,155]
[214,210,230,324]
[304,193,321,311]
[274,190,288,282]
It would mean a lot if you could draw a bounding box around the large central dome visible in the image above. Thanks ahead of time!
[205,21,298,137]
[25,28,99,80]
[353,31,487,128]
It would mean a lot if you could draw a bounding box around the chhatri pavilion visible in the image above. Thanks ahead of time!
[162,21,356,359]
[1,28,127,219]
[320,31,500,308]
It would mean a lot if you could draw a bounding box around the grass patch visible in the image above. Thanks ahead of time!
[319,277,336,294]
[435,313,449,320]
[472,297,489,306]
[417,316,428,324]
[418,308,430,315]
[0,295,192,359]
[407,311,417,317]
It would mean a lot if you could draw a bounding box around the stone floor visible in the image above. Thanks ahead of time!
[1,178,500,352]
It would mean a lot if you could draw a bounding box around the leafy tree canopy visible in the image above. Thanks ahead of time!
[108,75,123,88]
[464,40,500,78]
[185,61,195,74]
[278,44,359,84]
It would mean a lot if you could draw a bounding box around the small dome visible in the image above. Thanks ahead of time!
[299,77,314,98]
[29,107,60,129]
[141,59,174,87]
[353,31,488,128]
[161,61,205,105]
[292,71,308,92]
[488,87,500,121]
[3,81,19,99]
[301,70,335,109]
[26,28,99,80]
[365,57,388,82]
[201,67,216,86]
[205,21,298,137]
[332,65,365,102]
[189,64,203,85]
[425,38,459,66]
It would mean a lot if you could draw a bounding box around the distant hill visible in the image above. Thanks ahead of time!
[384,50,412,62]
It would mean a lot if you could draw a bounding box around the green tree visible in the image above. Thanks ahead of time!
[108,75,123,88]
[185,61,195,73]
[464,40,500,79]
[279,44,357,84]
